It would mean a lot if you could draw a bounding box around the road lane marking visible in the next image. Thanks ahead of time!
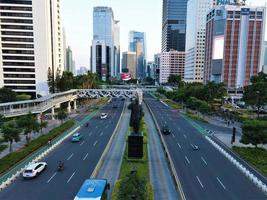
[172,134,175,138]
[89,132,92,136]
[109,121,112,124]
[183,134,187,139]
[93,140,98,146]
[185,156,190,164]
[177,143,181,149]
[201,157,208,166]
[100,132,103,136]
[47,172,57,183]
[83,153,89,161]
[96,126,98,129]
[217,177,226,190]
[67,153,74,161]
[67,171,76,183]
[196,176,204,188]
[80,141,85,146]
[105,125,109,129]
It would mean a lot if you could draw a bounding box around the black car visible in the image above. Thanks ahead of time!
[113,104,118,109]
[161,125,171,135]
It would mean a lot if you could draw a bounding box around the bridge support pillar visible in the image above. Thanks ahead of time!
[67,101,71,113]
[51,107,55,120]
[73,100,77,110]
[37,113,42,123]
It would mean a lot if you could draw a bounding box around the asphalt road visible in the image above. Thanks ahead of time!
[145,93,266,200]
[0,99,124,200]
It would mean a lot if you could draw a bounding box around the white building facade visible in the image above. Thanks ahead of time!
[0,0,64,97]
[184,0,215,83]
[160,51,185,84]
[91,7,120,81]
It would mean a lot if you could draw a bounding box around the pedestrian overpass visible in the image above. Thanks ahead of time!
[0,88,145,118]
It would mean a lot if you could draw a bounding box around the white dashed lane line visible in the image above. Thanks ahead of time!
[47,172,57,183]
[201,156,208,166]
[67,171,76,183]
[217,177,226,190]
[80,141,85,146]
[177,143,181,149]
[67,153,74,161]
[93,140,98,146]
[196,176,204,188]
[83,153,89,161]
[185,156,190,164]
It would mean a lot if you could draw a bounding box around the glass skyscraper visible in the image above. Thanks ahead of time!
[162,0,187,52]
[129,31,146,79]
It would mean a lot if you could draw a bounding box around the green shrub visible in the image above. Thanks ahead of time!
[0,120,75,174]
[0,144,8,153]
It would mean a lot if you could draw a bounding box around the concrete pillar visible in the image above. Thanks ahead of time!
[51,107,55,120]
[67,101,71,113]
[73,100,77,110]
[37,113,42,123]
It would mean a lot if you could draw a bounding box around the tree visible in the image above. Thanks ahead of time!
[168,75,182,87]
[55,68,62,93]
[241,120,267,148]
[57,109,67,124]
[0,87,17,103]
[1,121,21,152]
[39,121,48,134]
[47,67,54,93]
[128,100,143,134]
[58,71,74,92]
[17,113,40,144]
[243,73,267,118]
[16,94,31,101]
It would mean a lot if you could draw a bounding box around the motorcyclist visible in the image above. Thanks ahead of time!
[86,122,89,127]
[58,161,64,170]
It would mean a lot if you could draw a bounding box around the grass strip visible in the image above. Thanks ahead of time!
[112,118,153,200]
[233,146,267,176]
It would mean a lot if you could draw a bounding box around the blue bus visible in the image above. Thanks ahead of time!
[74,179,109,200]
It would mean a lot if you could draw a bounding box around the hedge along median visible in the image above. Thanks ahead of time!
[0,120,74,175]
[112,118,153,200]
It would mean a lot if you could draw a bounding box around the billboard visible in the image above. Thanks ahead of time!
[212,36,224,60]
[121,73,132,81]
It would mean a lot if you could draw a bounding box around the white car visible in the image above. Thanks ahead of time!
[100,113,108,119]
[22,162,47,178]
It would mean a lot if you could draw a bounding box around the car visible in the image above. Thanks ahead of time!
[161,124,171,135]
[22,162,47,178]
[191,144,199,150]
[100,113,108,119]
[112,104,118,109]
[72,132,82,142]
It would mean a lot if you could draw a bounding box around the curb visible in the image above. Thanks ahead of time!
[206,136,267,194]
[144,100,186,200]
[90,102,126,178]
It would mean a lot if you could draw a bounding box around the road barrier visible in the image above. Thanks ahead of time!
[90,102,126,178]
[205,136,267,194]
[144,101,186,200]
[0,110,100,191]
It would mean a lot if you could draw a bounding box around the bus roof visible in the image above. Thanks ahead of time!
[74,179,107,200]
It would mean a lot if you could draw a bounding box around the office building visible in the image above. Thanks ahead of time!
[154,53,161,84]
[91,7,120,81]
[204,5,266,89]
[77,66,88,75]
[65,46,75,74]
[263,41,267,74]
[129,31,146,79]
[0,0,64,97]
[121,52,137,79]
[184,0,215,83]
[162,0,187,52]
[146,62,156,79]
[160,51,185,83]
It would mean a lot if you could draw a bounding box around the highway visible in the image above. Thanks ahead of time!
[0,99,124,200]
[145,93,266,200]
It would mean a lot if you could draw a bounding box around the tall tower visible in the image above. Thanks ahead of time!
[0,0,64,97]
[162,0,188,52]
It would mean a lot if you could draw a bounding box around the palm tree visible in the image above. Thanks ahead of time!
[2,121,21,152]
[57,109,67,124]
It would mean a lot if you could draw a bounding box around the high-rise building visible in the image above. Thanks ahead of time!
[121,52,137,79]
[146,62,156,79]
[91,7,120,81]
[65,46,75,74]
[184,0,215,83]
[129,31,146,79]
[263,41,267,74]
[154,53,161,84]
[162,0,187,52]
[77,66,88,75]
[160,50,185,83]
[204,5,266,89]
[0,0,64,97]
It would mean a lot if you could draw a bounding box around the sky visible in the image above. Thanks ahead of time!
[62,0,267,70]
